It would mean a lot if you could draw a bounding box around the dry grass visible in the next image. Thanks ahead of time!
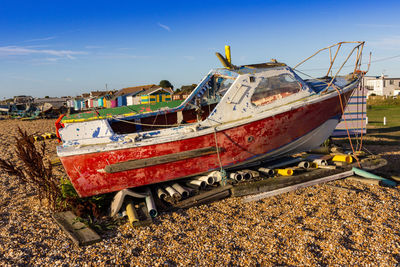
[0,127,61,211]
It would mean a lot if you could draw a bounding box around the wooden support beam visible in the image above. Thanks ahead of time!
[105,146,221,173]
[175,185,232,209]
[242,170,354,203]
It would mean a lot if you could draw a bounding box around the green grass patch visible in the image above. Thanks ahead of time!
[367,105,400,127]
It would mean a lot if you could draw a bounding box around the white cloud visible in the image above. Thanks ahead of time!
[158,23,171,32]
[85,45,104,49]
[22,36,57,43]
[44,57,60,62]
[0,46,87,59]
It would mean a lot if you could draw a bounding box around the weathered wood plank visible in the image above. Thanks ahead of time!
[242,170,354,203]
[52,211,102,246]
[175,185,232,209]
[105,146,220,173]
[231,167,340,197]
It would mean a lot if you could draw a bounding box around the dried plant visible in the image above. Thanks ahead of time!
[0,127,106,218]
[0,127,61,210]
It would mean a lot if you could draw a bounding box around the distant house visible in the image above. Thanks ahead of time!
[90,91,108,98]
[115,84,159,107]
[363,75,400,97]
[138,87,172,104]
[173,84,196,100]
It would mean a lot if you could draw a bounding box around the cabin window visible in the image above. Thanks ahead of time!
[198,75,234,103]
[251,74,301,106]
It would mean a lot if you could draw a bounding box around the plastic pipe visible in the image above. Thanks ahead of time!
[257,167,275,176]
[208,171,222,183]
[313,159,328,166]
[186,179,207,189]
[172,183,189,198]
[156,187,167,200]
[229,172,243,181]
[181,185,198,196]
[197,175,215,185]
[298,161,310,169]
[276,168,293,176]
[237,171,251,180]
[164,185,181,200]
[332,155,353,163]
[317,165,336,170]
[145,195,158,218]
[126,201,139,225]
[352,167,397,186]
[245,170,260,179]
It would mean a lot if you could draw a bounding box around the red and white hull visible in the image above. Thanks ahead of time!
[59,89,353,197]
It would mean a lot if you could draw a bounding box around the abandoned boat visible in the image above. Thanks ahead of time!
[56,42,366,197]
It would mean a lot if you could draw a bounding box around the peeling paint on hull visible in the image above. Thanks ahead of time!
[60,90,352,197]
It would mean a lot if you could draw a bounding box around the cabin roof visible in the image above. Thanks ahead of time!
[137,87,172,96]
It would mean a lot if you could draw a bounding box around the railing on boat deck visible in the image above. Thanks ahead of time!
[293,41,367,93]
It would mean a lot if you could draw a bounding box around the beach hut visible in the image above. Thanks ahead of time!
[98,97,104,107]
[92,98,99,108]
[138,87,172,104]
[115,84,158,106]
[117,95,127,107]
[104,99,110,108]
[73,98,84,111]
[332,87,367,137]
[110,98,117,108]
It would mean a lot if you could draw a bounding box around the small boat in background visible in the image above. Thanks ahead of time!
[56,42,366,197]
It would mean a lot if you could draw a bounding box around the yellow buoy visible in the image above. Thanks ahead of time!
[332,155,353,164]
[276,168,294,176]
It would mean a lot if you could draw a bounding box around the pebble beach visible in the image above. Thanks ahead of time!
[1,118,400,265]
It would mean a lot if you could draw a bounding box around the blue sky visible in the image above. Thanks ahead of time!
[1,0,400,98]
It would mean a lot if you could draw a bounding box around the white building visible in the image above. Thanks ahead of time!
[363,75,400,97]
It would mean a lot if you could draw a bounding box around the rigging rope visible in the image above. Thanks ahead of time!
[294,68,362,167]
